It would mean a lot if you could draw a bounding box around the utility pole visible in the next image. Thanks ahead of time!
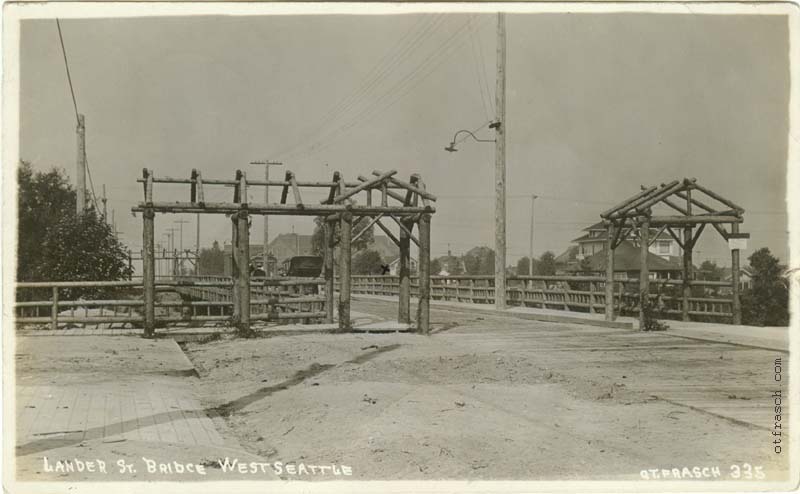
[195,213,200,275]
[529,194,537,276]
[174,219,190,276]
[165,228,177,276]
[102,184,108,222]
[494,12,507,309]
[111,209,116,236]
[76,114,86,215]
[174,219,189,253]
[250,160,283,276]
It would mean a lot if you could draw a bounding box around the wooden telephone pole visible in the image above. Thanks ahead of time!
[76,114,86,215]
[494,12,507,309]
[529,194,537,276]
[250,160,283,275]
[174,219,190,275]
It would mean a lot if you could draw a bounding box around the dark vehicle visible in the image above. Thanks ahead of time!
[282,256,323,278]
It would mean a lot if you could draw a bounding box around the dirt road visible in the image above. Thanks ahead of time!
[178,298,789,481]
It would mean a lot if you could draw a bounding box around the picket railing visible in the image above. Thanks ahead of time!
[14,275,327,330]
[350,275,734,322]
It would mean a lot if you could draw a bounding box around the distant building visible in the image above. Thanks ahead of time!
[433,253,465,276]
[223,233,399,276]
[386,256,418,275]
[556,221,684,279]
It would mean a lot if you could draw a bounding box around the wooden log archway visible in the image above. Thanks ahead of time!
[599,178,747,328]
[134,168,437,337]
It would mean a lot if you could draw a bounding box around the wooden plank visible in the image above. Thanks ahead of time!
[134,202,434,216]
[648,215,743,226]
[134,392,160,442]
[611,182,679,219]
[630,181,687,215]
[374,219,401,247]
[374,172,437,201]
[600,185,658,219]
[692,182,745,213]
[289,172,303,206]
[280,171,291,204]
[330,169,397,204]
[389,214,419,246]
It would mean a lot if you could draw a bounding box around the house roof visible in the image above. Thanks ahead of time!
[583,221,606,232]
[224,234,399,262]
[567,240,683,272]
[554,245,579,265]
[571,229,672,244]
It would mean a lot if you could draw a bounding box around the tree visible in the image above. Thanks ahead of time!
[431,258,442,275]
[537,251,557,276]
[463,246,495,275]
[578,257,593,273]
[440,254,464,275]
[310,216,374,256]
[516,257,531,276]
[17,161,132,298]
[198,240,225,275]
[698,260,724,281]
[17,161,76,282]
[741,248,789,326]
[352,250,384,275]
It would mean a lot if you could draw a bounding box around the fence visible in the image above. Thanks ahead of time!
[349,275,734,322]
[14,276,326,331]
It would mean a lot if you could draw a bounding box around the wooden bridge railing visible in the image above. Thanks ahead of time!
[14,276,327,331]
[349,275,734,322]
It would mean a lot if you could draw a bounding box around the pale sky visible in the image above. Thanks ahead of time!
[18,12,790,266]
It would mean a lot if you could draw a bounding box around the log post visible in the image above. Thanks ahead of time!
[51,287,59,331]
[398,218,412,323]
[230,215,240,326]
[338,211,353,331]
[142,207,156,337]
[417,214,431,334]
[639,216,650,330]
[237,209,251,333]
[588,281,595,314]
[682,225,693,322]
[731,222,742,325]
[682,188,693,322]
[604,222,616,321]
[324,220,335,323]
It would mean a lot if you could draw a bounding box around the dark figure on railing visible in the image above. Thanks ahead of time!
[380,264,391,275]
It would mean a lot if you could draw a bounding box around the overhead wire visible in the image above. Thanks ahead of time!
[272,14,445,161]
[55,18,102,215]
[286,15,492,162]
[467,16,491,121]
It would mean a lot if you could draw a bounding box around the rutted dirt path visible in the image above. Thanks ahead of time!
[178,299,789,481]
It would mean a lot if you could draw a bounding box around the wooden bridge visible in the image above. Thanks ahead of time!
[14,271,737,334]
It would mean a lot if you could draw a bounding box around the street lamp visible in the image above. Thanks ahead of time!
[444,123,505,309]
[444,129,495,153]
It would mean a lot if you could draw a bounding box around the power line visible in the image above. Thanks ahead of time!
[467,16,490,121]
[286,16,491,162]
[55,18,101,214]
[272,14,444,161]
[55,19,79,126]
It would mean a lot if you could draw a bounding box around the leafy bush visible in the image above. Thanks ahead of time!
[740,248,789,326]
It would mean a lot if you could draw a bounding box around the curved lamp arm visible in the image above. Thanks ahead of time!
[444,129,495,152]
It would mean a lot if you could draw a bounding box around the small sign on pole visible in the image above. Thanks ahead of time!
[728,238,748,250]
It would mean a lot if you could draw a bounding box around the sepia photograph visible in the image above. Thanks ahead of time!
[2,2,797,492]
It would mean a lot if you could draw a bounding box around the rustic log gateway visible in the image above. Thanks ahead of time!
[600,178,748,327]
[132,168,436,337]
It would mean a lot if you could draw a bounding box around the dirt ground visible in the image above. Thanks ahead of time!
[177,299,790,481]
